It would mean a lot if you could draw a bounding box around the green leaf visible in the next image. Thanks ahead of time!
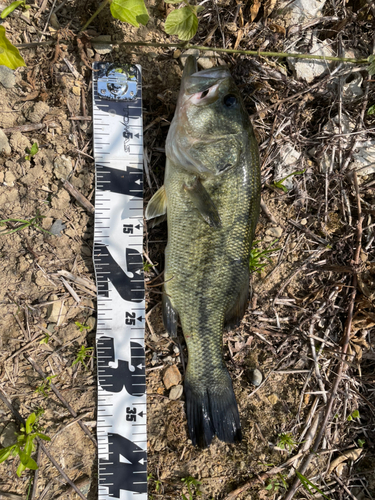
[29,142,39,156]
[296,471,331,500]
[24,456,38,470]
[19,449,31,466]
[352,410,360,419]
[0,26,26,69]
[110,0,149,27]
[1,0,26,19]
[368,104,375,115]
[26,412,36,434]
[16,461,26,477]
[36,431,51,441]
[358,439,365,447]
[165,6,198,40]
[0,445,15,463]
[24,435,35,457]
[195,5,205,12]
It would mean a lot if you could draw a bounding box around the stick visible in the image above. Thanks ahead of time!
[26,356,97,446]
[283,174,364,500]
[1,122,59,134]
[63,180,95,214]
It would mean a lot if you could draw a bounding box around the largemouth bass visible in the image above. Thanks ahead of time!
[146,56,261,448]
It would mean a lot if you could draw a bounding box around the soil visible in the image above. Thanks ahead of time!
[0,0,375,499]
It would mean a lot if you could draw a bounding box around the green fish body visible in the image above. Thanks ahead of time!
[146,57,260,447]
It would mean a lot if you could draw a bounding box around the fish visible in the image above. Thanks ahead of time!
[146,56,261,448]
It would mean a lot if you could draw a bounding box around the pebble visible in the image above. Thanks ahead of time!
[47,298,67,325]
[53,154,73,180]
[300,218,307,226]
[0,422,18,447]
[173,49,181,59]
[266,226,283,238]
[180,48,199,67]
[163,365,182,390]
[250,368,263,386]
[169,384,183,400]
[198,50,217,70]
[0,65,16,89]
[50,219,66,236]
[72,86,81,96]
[92,35,113,55]
[0,129,11,155]
[26,101,50,124]
[268,393,279,405]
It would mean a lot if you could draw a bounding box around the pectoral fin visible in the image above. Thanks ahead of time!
[183,178,221,228]
[163,293,178,338]
[145,185,167,226]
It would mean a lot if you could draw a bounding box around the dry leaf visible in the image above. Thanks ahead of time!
[328,448,363,474]
[250,0,261,22]
[263,0,278,18]
[268,23,286,35]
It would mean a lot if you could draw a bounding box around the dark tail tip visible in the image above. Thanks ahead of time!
[184,379,242,448]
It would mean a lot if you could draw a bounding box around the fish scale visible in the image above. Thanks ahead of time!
[146,57,260,447]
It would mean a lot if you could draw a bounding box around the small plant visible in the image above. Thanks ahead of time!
[277,432,297,453]
[147,473,162,494]
[265,473,288,492]
[39,331,50,345]
[143,260,154,272]
[25,142,39,161]
[273,169,306,193]
[72,345,94,370]
[1,0,30,19]
[35,375,57,397]
[296,471,331,500]
[75,321,90,332]
[0,412,50,477]
[181,476,202,500]
[368,104,375,115]
[164,0,204,41]
[249,239,280,273]
[0,211,51,236]
[347,409,360,422]
[358,438,366,448]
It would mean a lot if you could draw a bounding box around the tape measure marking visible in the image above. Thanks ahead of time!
[93,62,147,500]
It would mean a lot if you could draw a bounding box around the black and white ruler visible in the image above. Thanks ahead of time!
[92,62,147,500]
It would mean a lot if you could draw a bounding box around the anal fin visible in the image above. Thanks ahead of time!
[162,293,178,338]
[183,177,221,228]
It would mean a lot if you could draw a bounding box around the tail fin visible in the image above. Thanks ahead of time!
[184,377,242,448]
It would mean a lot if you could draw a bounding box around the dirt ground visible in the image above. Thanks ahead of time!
[0,0,374,499]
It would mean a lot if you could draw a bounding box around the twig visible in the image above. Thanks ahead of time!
[1,122,59,134]
[117,41,369,64]
[309,322,327,404]
[260,198,278,224]
[30,447,42,500]
[283,174,364,500]
[63,180,95,214]
[37,440,88,500]
[26,356,97,446]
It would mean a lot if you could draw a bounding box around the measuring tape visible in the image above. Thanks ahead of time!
[92,62,147,500]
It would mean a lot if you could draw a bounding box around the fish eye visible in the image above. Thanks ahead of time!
[224,94,237,107]
[200,89,209,98]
